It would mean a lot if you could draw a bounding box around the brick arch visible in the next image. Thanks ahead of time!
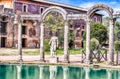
[87,4,113,19]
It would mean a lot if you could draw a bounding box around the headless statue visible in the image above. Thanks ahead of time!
[49,35,58,57]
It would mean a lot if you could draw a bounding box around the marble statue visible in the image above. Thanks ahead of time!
[49,34,58,57]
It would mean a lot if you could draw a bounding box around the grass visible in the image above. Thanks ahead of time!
[22,48,83,55]
[0,48,110,56]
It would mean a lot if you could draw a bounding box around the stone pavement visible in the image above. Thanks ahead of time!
[0,55,120,69]
[0,48,120,69]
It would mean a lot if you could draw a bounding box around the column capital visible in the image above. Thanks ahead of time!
[64,19,68,24]
[85,19,92,23]
[109,18,116,22]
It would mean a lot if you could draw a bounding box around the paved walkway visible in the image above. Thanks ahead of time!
[0,55,120,69]
[0,55,81,63]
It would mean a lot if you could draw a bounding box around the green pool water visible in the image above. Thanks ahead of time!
[0,64,120,79]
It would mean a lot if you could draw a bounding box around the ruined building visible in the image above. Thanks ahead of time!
[0,0,102,48]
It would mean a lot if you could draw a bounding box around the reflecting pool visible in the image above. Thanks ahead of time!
[0,64,120,79]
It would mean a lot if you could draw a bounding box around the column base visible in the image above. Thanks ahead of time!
[17,59,23,62]
[63,60,70,63]
[108,61,114,66]
[85,59,93,64]
[40,59,45,62]
[49,56,58,63]
[64,55,70,63]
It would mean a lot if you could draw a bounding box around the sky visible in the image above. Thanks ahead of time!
[50,0,120,12]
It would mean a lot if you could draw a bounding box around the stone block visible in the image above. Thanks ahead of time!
[49,56,58,63]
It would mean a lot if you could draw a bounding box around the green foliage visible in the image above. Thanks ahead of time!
[83,41,86,49]
[90,22,108,45]
[114,41,120,51]
[90,38,99,50]
[44,12,64,32]
[68,30,75,48]
[102,17,109,27]
[58,32,64,47]
[44,39,50,51]
[114,21,120,41]
[82,31,86,41]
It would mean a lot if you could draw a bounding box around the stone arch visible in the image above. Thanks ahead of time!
[85,4,114,65]
[113,13,120,65]
[41,6,67,21]
[40,6,69,62]
[88,4,113,18]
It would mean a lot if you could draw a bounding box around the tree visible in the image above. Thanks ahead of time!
[44,12,64,32]
[44,12,64,47]
[68,30,75,48]
[90,22,108,45]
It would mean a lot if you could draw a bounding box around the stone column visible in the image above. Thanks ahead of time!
[85,19,91,64]
[18,18,23,62]
[0,22,1,47]
[40,23,44,62]
[12,16,15,47]
[63,66,69,79]
[39,65,44,79]
[108,18,114,65]
[16,65,22,79]
[64,20,69,63]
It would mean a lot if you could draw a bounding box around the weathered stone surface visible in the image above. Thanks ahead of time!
[49,56,58,63]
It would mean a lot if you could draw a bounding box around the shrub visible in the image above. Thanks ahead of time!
[114,41,120,51]
[83,41,86,49]
[90,22,108,45]
[44,39,50,51]
[90,38,99,50]
[58,32,64,48]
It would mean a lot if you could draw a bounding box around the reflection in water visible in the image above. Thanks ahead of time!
[39,65,44,79]
[0,64,120,79]
[16,65,22,79]
[84,67,90,79]
[107,70,113,79]
[49,66,57,79]
[63,66,69,79]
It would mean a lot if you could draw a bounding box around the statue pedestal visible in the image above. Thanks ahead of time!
[49,56,58,63]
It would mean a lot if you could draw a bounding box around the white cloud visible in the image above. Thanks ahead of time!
[50,0,72,4]
[79,2,96,9]
[109,1,117,5]
[79,1,120,13]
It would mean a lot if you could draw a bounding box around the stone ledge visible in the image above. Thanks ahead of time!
[49,56,59,63]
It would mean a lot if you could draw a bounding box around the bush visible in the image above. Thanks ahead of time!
[44,39,50,51]
[68,30,75,48]
[90,38,99,50]
[114,41,120,51]
[83,41,86,49]
[58,32,64,48]
[90,22,108,45]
